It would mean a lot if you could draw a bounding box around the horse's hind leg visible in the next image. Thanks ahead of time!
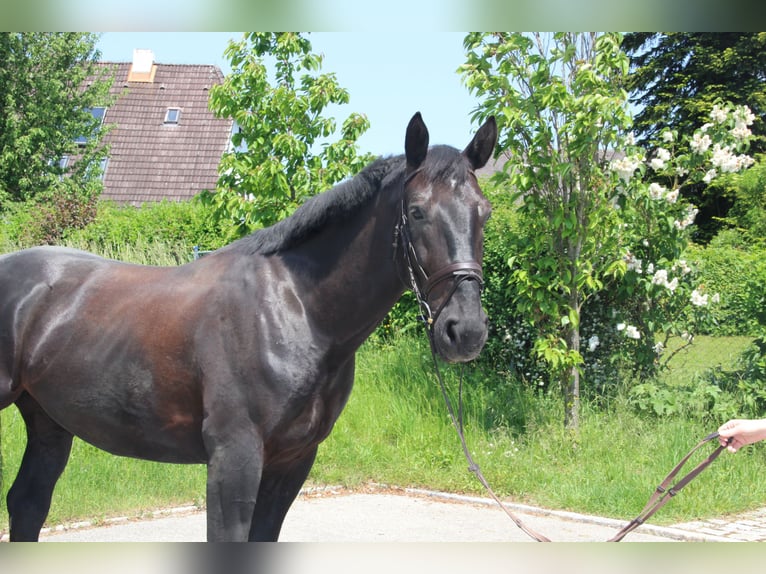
[6,392,73,541]
[248,446,318,541]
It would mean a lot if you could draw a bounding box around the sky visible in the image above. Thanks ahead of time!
[96,32,483,157]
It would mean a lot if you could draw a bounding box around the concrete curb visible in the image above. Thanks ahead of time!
[0,483,740,543]
[400,487,735,542]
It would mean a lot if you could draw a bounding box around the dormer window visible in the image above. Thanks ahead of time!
[75,106,106,145]
[164,107,181,124]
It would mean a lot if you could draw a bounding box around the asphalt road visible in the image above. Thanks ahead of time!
[36,486,730,543]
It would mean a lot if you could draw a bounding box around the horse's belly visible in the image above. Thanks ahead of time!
[54,400,207,463]
[28,368,207,464]
[79,408,206,463]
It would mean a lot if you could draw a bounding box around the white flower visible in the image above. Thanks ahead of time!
[624,252,643,273]
[625,132,636,146]
[674,206,699,230]
[691,288,709,307]
[736,154,755,171]
[651,269,669,286]
[731,125,752,140]
[587,335,600,352]
[675,260,692,275]
[611,154,643,183]
[650,269,679,292]
[711,293,720,304]
[733,105,755,127]
[649,182,666,200]
[616,322,626,332]
[625,325,641,340]
[665,188,679,204]
[711,144,740,173]
[711,104,728,124]
[703,168,717,184]
[650,148,670,171]
[653,342,665,355]
[662,131,674,143]
[700,122,714,133]
[690,132,712,154]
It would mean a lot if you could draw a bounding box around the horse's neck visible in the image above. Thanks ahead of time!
[283,190,405,351]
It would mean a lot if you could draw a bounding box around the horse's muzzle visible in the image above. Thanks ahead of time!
[431,281,488,363]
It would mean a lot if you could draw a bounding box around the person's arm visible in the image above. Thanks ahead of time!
[718,419,766,453]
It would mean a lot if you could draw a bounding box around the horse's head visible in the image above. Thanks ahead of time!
[398,112,497,363]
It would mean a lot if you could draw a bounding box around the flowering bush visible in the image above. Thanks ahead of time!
[599,101,755,380]
[477,101,756,398]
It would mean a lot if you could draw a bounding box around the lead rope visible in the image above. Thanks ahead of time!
[423,325,552,542]
[425,329,730,543]
[607,432,731,542]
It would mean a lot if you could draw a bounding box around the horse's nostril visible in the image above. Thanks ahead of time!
[445,319,459,345]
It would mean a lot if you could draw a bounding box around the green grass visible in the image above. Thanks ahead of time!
[661,335,752,385]
[311,335,766,525]
[1,238,764,534]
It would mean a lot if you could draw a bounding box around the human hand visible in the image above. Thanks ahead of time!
[718,419,766,453]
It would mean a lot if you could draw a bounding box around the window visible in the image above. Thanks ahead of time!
[48,155,69,180]
[164,107,181,124]
[97,157,109,181]
[75,107,106,145]
[84,156,109,182]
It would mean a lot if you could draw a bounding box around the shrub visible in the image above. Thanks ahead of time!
[686,236,766,336]
[66,199,228,256]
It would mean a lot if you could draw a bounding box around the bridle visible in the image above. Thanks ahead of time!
[393,171,733,543]
[393,168,484,330]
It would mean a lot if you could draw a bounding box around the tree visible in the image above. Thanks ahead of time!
[0,33,113,208]
[204,32,372,238]
[623,33,766,241]
[461,32,632,430]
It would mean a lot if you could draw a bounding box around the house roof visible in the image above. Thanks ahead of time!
[96,61,232,204]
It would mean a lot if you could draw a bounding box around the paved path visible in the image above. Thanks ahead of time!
[672,505,766,541]
[12,485,763,543]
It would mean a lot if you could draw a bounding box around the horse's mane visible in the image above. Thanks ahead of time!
[224,145,469,256]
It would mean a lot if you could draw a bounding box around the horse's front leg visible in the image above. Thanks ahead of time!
[203,414,264,542]
[248,446,318,541]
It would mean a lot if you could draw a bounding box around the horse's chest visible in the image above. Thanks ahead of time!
[264,360,355,464]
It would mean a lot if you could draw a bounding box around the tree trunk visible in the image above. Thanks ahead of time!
[563,324,580,430]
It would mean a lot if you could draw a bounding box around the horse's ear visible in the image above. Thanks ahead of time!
[405,112,429,169]
[463,116,497,170]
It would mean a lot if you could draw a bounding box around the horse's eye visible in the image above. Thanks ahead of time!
[410,206,425,221]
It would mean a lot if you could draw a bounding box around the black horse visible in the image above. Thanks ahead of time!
[0,112,497,541]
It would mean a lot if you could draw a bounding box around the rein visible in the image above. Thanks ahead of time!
[394,174,731,541]
[424,329,731,542]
